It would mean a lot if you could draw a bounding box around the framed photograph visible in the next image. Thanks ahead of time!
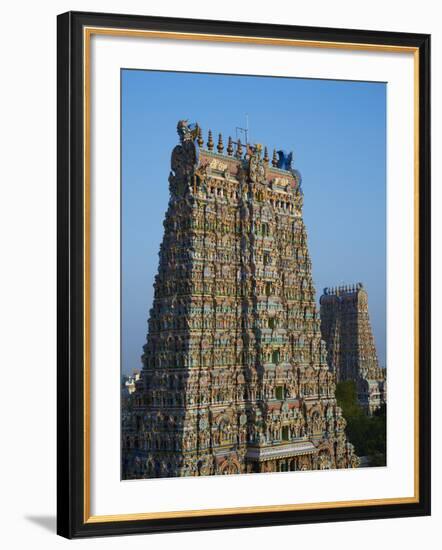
[57,11,431,538]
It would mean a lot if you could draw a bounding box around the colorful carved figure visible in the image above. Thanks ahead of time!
[276,150,293,171]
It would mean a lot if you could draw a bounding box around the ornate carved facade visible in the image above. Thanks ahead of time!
[122,121,359,479]
[320,284,387,414]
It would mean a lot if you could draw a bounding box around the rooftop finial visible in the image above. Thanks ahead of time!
[272,149,278,167]
[197,125,204,148]
[227,136,233,156]
[217,133,224,154]
[264,146,269,164]
[207,130,214,151]
[236,138,243,159]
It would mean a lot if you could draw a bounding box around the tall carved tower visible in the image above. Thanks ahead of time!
[319,284,387,414]
[122,121,359,479]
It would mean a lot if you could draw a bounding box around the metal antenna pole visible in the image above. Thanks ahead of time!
[245,113,249,144]
[235,114,250,145]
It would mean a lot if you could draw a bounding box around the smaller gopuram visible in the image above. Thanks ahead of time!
[319,284,386,414]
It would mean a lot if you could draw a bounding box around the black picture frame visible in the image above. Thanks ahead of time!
[57,10,431,539]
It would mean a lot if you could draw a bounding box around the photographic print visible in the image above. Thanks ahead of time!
[57,12,430,537]
[121,70,387,480]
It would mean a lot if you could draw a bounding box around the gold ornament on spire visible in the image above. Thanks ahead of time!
[217,133,224,153]
[197,125,204,148]
[227,136,233,156]
[264,146,269,164]
[207,130,214,151]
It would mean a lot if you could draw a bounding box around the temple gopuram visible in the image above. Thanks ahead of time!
[320,284,387,414]
[122,120,359,479]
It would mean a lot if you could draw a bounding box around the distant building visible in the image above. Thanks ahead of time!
[319,284,386,414]
[121,120,359,479]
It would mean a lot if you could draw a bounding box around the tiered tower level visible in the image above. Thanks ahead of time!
[122,121,359,479]
[320,284,387,414]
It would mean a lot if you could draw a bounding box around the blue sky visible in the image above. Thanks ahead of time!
[122,69,386,375]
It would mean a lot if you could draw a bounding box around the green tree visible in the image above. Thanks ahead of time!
[335,381,386,467]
